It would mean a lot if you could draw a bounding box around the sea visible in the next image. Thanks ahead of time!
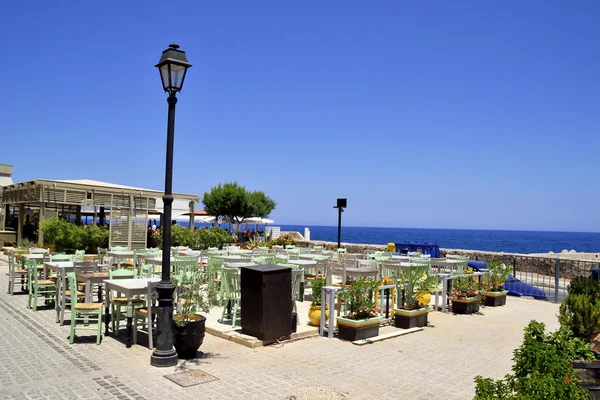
[185,222,600,254]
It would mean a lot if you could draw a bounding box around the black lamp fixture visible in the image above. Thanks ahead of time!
[150,43,192,368]
[333,198,347,249]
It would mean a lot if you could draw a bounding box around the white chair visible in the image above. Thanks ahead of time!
[7,251,28,295]
[133,281,157,349]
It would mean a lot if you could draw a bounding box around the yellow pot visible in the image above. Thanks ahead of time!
[308,304,329,326]
[416,290,431,307]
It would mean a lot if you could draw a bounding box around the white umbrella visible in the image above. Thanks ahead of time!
[242,217,274,224]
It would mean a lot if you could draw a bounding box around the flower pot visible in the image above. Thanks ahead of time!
[393,308,429,329]
[571,360,600,398]
[172,314,206,359]
[482,290,507,307]
[451,297,480,314]
[416,290,431,307]
[336,316,381,341]
[308,304,328,327]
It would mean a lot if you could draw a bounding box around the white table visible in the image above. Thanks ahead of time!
[107,251,135,267]
[103,277,160,348]
[44,261,76,325]
[224,262,256,268]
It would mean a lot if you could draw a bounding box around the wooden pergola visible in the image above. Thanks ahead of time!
[0,179,199,249]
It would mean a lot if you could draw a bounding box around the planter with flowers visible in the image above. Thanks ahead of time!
[481,260,511,307]
[337,277,381,341]
[394,267,439,329]
[450,273,483,314]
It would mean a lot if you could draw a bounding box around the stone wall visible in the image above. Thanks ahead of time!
[295,239,600,278]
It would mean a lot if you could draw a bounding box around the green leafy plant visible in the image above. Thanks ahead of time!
[474,321,594,399]
[396,267,439,310]
[558,276,600,341]
[172,269,218,327]
[40,217,108,253]
[266,233,296,248]
[18,238,34,249]
[449,275,481,300]
[567,276,600,300]
[311,277,326,306]
[338,277,380,320]
[153,226,232,250]
[483,260,512,292]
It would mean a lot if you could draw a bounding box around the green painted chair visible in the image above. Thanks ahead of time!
[139,264,154,278]
[219,267,241,328]
[207,256,224,295]
[49,254,73,262]
[66,272,102,344]
[26,259,56,311]
[110,246,128,251]
[285,245,296,250]
[108,268,142,335]
[251,255,274,265]
[174,255,198,276]
[74,250,85,262]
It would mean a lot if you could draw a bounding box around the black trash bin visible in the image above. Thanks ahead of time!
[241,265,292,341]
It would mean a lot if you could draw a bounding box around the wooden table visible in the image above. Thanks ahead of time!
[103,278,160,348]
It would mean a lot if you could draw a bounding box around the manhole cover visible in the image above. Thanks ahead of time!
[164,370,220,387]
[286,386,347,399]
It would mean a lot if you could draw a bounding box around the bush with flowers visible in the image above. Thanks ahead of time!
[339,277,380,320]
[449,274,481,300]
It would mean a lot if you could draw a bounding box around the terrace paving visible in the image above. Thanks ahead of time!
[0,257,560,400]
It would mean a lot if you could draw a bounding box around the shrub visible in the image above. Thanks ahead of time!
[266,233,296,248]
[559,294,600,341]
[40,217,108,253]
[474,321,593,399]
[153,226,232,250]
[568,277,600,300]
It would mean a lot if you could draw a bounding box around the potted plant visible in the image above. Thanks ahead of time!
[450,273,482,314]
[481,260,511,306]
[172,270,217,359]
[336,277,381,341]
[308,277,327,326]
[394,268,439,328]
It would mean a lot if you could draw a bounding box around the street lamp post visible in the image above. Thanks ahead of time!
[333,198,346,249]
[151,43,192,368]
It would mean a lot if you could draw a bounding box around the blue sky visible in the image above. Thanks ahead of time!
[1,1,599,232]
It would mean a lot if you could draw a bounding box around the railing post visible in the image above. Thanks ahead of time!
[513,258,516,277]
[554,259,560,303]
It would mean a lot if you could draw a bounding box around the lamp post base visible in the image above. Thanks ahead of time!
[150,282,178,367]
[150,348,178,367]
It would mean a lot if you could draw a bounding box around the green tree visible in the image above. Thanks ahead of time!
[247,190,276,218]
[202,182,276,231]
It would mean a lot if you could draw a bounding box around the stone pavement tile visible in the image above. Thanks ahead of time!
[0,259,562,400]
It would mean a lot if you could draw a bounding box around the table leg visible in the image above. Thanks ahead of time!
[98,285,103,303]
[126,298,133,348]
[319,287,326,337]
[442,276,448,313]
[328,290,336,339]
[104,283,110,336]
[60,274,66,325]
[55,272,61,323]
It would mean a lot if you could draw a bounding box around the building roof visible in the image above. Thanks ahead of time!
[3,178,199,202]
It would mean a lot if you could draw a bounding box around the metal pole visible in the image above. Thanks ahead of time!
[337,207,342,249]
[151,93,178,367]
[554,259,560,303]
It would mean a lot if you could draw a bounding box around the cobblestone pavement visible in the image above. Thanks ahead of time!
[0,260,561,400]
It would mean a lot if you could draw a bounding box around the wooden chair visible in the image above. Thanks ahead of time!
[67,272,102,344]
